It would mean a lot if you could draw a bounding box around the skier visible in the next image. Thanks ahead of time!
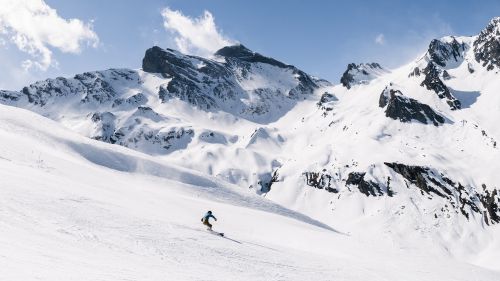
[201,210,217,230]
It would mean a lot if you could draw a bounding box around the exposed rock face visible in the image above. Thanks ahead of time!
[427,37,466,67]
[158,82,218,110]
[143,45,319,118]
[112,125,194,154]
[379,87,445,126]
[467,62,475,73]
[143,46,189,74]
[216,45,319,98]
[0,90,22,102]
[258,169,280,193]
[473,17,500,70]
[303,171,339,193]
[442,70,452,80]
[133,106,163,121]
[408,37,468,110]
[112,93,147,109]
[10,69,139,108]
[215,44,288,68]
[143,46,236,110]
[317,92,337,113]
[385,162,500,225]
[88,107,193,154]
[346,172,384,197]
[0,44,323,155]
[480,185,500,224]
[90,112,117,142]
[420,62,461,110]
[340,63,388,89]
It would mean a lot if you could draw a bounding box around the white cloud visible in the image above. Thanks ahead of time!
[0,0,99,71]
[161,8,236,57]
[375,33,385,45]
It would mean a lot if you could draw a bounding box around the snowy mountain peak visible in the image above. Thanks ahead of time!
[426,36,468,67]
[340,62,389,89]
[215,44,253,57]
[483,16,500,34]
[0,44,325,159]
[404,17,500,111]
[473,17,500,70]
[142,45,204,75]
[142,45,320,121]
[215,44,289,69]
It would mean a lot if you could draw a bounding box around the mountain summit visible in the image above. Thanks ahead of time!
[474,17,500,70]
[140,44,320,120]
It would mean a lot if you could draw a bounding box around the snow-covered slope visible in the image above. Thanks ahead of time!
[1,104,499,281]
[265,18,500,254]
[1,17,500,279]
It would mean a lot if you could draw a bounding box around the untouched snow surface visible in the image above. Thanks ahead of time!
[1,105,499,280]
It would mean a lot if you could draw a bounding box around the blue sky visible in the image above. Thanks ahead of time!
[1,0,499,90]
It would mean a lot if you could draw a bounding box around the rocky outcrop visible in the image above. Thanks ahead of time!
[409,36,468,110]
[141,45,319,118]
[427,37,466,67]
[385,162,500,224]
[12,69,139,107]
[340,63,388,89]
[216,45,319,97]
[258,169,280,193]
[303,171,339,193]
[90,112,117,142]
[111,125,194,154]
[143,46,236,109]
[420,62,461,110]
[88,106,192,154]
[215,44,288,68]
[0,90,22,102]
[473,17,500,70]
[480,185,500,225]
[112,93,147,109]
[158,82,218,110]
[346,172,383,197]
[379,87,445,126]
[132,106,164,122]
[317,92,337,113]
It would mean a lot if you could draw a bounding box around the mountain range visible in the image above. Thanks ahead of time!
[1,16,500,279]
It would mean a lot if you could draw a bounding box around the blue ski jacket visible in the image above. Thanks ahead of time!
[202,213,216,222]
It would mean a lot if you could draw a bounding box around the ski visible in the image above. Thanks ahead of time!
[207,229,224,237]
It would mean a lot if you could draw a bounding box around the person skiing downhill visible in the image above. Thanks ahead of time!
[201,210,217,230]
